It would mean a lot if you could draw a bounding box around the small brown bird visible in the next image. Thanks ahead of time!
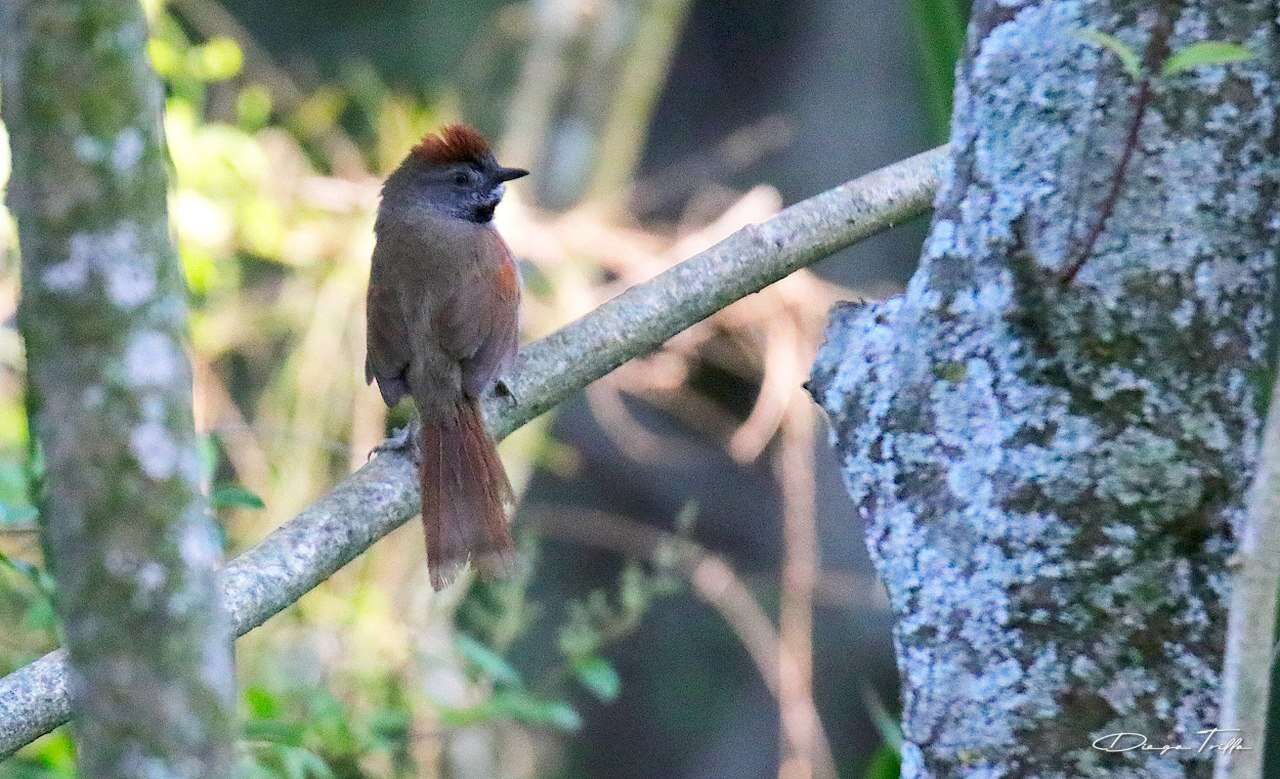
[365,125,528,590]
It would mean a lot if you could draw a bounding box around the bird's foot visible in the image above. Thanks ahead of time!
[371,419,421,466]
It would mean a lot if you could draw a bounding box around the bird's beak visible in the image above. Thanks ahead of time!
[494,166,530,183]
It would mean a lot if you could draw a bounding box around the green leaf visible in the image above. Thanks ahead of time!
[538,702,583,732]
[1074,29,1142,79]
[0,550,56,601]
[235,754,277,779]
[537,700,583,731]
[237,85,274,131]
[455,634,522,687]
[436,703,493,729]
[368,708,411,743]
[279,746,334,779]
[21,599,56,633]
[242,720,305,747]
[211,484,265,510]
[863,744,902,779]
[860,684,903,751]
[492,691,583,732]
[295,749,335,779]
[907,0,968,143]
[147,38,182,78]
[0,550,40,586]
[1162,41,1254,77]
[20,729,77,774]
[303,690,357,754]
[573,656,621,703]
[198,434,219,483]
[243,686,283,720]
[188,37,244,82]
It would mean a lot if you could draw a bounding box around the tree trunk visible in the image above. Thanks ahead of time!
[1,1,236,776]
[808,1,1280,776]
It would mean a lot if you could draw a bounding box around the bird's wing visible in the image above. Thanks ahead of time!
[437,247,520,398]
[365,260,413,408]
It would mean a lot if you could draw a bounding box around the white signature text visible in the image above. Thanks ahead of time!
[1092,728,1251,757]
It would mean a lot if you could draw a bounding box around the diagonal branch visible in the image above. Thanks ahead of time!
[0,146,947,758]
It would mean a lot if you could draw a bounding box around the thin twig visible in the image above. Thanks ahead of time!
[776,398,830,779]
[534,508,836,778]
[1061,9,1173,285]
[1058,78,1151,285]
[0,147,946,757]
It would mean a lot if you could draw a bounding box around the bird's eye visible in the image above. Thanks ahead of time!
[452,171,470,186]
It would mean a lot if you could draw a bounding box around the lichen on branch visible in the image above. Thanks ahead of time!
[809,2,1280,776]
[1,0,236,776]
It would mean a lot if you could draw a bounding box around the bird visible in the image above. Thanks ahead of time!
[365,124,529,590]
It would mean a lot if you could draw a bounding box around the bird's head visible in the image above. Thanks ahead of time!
[383,124,528,224]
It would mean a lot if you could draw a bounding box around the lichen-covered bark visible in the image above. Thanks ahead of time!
[808,2,1280,777]
[1,1,236,776]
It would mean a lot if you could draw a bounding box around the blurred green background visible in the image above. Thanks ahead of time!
[0,1,968,777]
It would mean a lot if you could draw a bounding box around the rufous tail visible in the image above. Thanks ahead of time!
[420,399,515,590]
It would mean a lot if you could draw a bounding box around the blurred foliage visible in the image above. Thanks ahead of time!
[861,747,901,779]
[236,681,413,779]
[0,2,690,776]
[859,684,903,779]
[906,0,968,144]
[0,0,974,775]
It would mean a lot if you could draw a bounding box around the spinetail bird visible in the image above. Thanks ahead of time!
[365,124,528,590]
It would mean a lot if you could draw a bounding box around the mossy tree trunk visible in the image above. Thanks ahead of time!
[809,1,1280,776]
[1,1,236,776]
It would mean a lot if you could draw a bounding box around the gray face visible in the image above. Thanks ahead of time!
[397,159,530,224]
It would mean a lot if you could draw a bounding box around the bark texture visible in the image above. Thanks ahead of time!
[808,2,1280,776]
[1,1,236,776]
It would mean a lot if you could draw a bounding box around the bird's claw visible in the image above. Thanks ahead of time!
[370,420,421,466]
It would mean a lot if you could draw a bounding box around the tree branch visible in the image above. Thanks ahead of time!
[1215,366,1280,779]
[0,146,947,758]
